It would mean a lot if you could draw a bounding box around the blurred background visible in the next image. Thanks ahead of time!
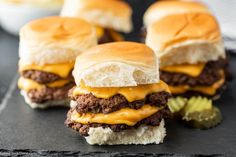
[0,0,236,48]
[0,0,236,102]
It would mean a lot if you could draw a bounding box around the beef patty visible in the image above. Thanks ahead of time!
[22,70,73,84]
[69,90,171,114]
[176,83,227,99]
[65,107,171,136]
[160,58,228,86]
[27,82,74,103]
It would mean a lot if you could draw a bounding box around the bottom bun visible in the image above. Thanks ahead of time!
[85,119,166,145]
[20,90,70,109]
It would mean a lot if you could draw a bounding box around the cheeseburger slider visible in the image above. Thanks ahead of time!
[146,13,228,99]
[65,42,171,145]
[18,16,97,108]
[61,0,132,44]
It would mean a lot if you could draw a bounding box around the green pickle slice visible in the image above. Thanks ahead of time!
[167,97,188,113]
[181,96,222,129]
[185,107,222,129]
[182,96,212,118]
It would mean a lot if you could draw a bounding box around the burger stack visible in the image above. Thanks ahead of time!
[18,16,97,108]
[144,1,228,99]
[143,1,228,130]
[65,42,172,145]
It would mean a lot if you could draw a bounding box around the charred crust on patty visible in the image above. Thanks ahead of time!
[68,90,171,114]
[27,82,74,103]
[22,70,73,84]
[175,83,227,100]
[160,58,228,86]
[65,107,171,136]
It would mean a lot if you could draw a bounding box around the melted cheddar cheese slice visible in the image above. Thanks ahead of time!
[169,75,225,95]
[95,26,124,41]
[108,29,124,41]
[71,105,159,126]
[161,63,206,77]
[95,26,105,38]
[73,81,170,102]
[18,77,70,92]
[19,61,74,78]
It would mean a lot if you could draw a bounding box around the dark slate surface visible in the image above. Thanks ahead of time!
[0,61,235,156]
[0,30,18,103]
[0,28,235,155]
[0,0,236,156]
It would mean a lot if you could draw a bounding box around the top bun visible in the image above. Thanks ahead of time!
[146,13,225,67]
[60,0,132,33]
[19,16,97,65]
[73,42,159,87]
[144,1,210,26]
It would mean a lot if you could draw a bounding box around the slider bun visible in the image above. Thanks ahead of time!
[61,0,132,33]
[146,13,225,67]
[19,16,97,65]
[144,1,210,26]
[20,90,69,109]
[85,120,166,145]
[73,42,159,87]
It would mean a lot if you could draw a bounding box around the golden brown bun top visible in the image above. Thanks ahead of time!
[60,0,132,32]
[147,13,221,51]
[21,16,94,43]
[77,0,131,17]
[144,0,210,26]
[148,1,208,11]
[73,42,159,87]
[19,16,97,65]
[76,42,157,70]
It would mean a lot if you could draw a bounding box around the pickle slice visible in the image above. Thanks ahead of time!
[183,106,222,129]
[181,96,222,129]
[181,96,212,117]
[167,97,187,113]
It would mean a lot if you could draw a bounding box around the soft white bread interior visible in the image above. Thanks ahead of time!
[73,42,159,87]
[19,16,97,65]
[146,13,225,67]
[85,119,166,145]
[60,0,132,33]
[20,90,69,109]
[144,0,210,26]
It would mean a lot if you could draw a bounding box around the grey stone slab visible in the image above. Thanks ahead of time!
[0,1,236,155]
[0,29,18,103]
[0,55,235,156]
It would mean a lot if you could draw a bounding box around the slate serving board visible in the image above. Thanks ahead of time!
[0,1,236,156]
[0,35,236,157]
[0,62,235,157]
[0,30,18,103]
